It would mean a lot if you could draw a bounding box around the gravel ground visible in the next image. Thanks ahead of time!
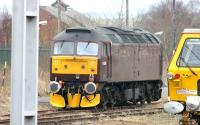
[94,87,181,125]
[94,112,180,125]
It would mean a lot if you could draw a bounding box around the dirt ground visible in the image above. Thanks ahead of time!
[95,112,180,125]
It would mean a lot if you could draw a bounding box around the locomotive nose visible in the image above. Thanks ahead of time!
[51,56,98,75]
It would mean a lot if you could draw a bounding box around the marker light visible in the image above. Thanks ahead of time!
[167,73,174,80]
[174,74,181,79]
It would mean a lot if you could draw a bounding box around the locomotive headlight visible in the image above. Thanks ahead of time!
[49,81,61,93]
[84,82,96,94]
[167,73,174,80]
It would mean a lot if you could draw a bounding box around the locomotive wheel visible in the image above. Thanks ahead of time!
[112,86,121,106]
[147,99,151,104]
[99,87,110,109]
[131,99,137,105]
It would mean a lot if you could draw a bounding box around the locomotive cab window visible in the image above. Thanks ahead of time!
[53,41,98,56]
[53,41,74,55]
[77,42,98,56]
[178,38,200,67]
[102,43,111,57]
[102,43,107,56]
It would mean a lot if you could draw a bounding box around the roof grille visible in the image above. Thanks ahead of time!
[66,28,91,33]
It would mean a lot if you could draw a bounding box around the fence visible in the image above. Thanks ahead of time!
[0,48,51,72]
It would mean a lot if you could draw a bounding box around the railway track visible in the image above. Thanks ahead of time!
[0,102,163,125]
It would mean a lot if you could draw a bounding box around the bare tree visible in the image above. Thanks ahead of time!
[138,0,200,61]
[0,8,11,48]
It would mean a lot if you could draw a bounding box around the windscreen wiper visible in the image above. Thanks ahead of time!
[179,56,198,76]
[85,41,91,49]
[60,40,65,48]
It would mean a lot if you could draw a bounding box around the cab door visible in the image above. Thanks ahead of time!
[100,42,112,81]
[168,34,200,102]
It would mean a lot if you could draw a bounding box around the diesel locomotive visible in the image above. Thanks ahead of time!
[49,27,163,108]
[164,29,200,124]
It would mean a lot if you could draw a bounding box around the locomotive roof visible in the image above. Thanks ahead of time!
[53,27,160,44]
[53,27,110,42]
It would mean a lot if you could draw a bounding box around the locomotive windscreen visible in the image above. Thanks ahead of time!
[54,41,74,55]
[77,42,98,56]
[53,41,98,56]
[178,38,200,67]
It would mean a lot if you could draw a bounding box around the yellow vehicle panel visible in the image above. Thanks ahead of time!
[52,56,98,74]
[50,93,66,108]
[50,92,100,108]
[80,94,100,107]
[168,33,200,102]
[67,93,81,108]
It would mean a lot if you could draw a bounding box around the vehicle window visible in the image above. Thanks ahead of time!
[146,34,159,44]
[107,43,111,56]
[106,34,120,43]
[127,35,140,43]
[119,34,132,43]
[102,43,107,56]
[77,42,98,56]
[141,34,152,44]
[143,34,154,44]
[54,41,74,55]
[134,34,146,43]
[178,38,200,67]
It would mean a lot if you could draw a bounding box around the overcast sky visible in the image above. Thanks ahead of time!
[0,0,192,16]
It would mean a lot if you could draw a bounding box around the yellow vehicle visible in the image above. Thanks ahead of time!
[164,29,200,124]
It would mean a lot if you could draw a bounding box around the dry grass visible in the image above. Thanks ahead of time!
[0,65,10,115]
[0,66,49,115]
[38,69,49,96]
[0,88,10,115]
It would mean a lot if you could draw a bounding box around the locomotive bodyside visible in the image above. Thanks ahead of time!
[49,27,163,108]
[111,43,162,82]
